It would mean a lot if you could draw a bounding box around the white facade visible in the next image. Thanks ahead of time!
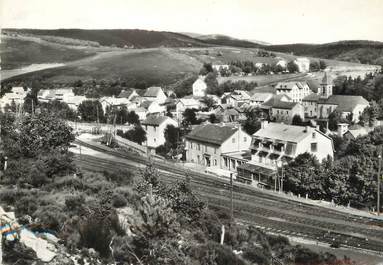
[142,117,178,148]
[251,122,334,166]
[192,77,207,97]
[294,57,310,73]
[185,125,251,168]
[275,82,312,103]
[0,87,30,111]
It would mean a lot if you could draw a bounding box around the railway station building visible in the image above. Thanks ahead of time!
[237,121,334,187]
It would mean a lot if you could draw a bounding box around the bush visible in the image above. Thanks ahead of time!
[103,169,134,185]
[65,194,86,212]
[34,204,68,232]
[243,247,270,265]
[112,193,127,208]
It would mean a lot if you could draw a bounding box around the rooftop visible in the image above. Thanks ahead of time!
[144,86,163,97]
[118,88,136,98]
[303,93,321,102]
[322,95,369,112]
[253,122,318,143]
[186,123,239,145]
[141,116,173,126]
[251,93,273,102]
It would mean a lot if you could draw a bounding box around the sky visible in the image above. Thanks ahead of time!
[1,0,382,44]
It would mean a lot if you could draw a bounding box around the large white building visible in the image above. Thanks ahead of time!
[275,81,312,103]
[237,121,334,185]
[185,123,251,168]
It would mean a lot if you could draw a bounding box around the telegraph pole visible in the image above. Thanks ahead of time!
[230,173,234,222]
[378,151,382,216]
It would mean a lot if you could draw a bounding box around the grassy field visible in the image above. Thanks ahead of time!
[0,36,96,70]
[5,48,203,86]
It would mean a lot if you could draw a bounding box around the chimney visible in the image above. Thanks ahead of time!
[261,120,269,129]
[304,125,309,132]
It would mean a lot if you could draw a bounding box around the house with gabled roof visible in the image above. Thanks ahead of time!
[221,90,251,107]
[193,77,208,97]
[237,121,334,185]
[142,116,178,148]
[250,93,273,106]
[143,86,167,103]
[138,100,166,115]
[117,88,139,101]
[275,81,312,103]
[185,123,251,168]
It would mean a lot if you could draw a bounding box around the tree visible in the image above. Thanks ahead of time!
[19,112,75,158]
[209,114,219,123]
[126,110,140,125]
[164,125,180,149]
[199,63,214,75]
[78,100,104,122]
[292,115,304,126]
[205,73,223,96]
[319,60,327,70]
[309,61,320,72]
[121,125,147,145]
[328,110,342,131]
[287,61,299,73]
[39,100,77,120]
[242,108,267,135]
[201,96,215,109]
[182,108,198,126]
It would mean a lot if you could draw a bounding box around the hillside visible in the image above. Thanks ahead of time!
[194,34,263,48]
[0,35,96,70]
[3,28,211,48]
[265,40,383,65]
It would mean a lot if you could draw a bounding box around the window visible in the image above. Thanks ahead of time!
[224,157,228,167]
[198,144,200,151]
[197,155,200,162]
[154,138,156,142]
[213,159,217,166]
[205,145,208,152]
[232,138,235,143]
[190,142,193,149]
[214,148,217,154]
[154,126,156,132]
[244,137,247,142]
[311,143,318,152]
[312,132,316,138]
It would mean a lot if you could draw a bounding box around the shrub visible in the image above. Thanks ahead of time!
[112,193,127,208]
[33,204,68,232]
[65,194,86,212]
[103,169,134,185]
[15,196,39,217]
[243,247,270,265]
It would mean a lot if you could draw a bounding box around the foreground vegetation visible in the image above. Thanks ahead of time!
[0,111,353,264]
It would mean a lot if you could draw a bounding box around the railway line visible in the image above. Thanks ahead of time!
[72,140,383,254]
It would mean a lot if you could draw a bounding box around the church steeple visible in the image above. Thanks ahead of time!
[319,72,333,99]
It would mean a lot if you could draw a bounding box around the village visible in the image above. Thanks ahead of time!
[1,56,381,191]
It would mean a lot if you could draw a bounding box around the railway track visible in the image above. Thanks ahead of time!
[72,140,383,254]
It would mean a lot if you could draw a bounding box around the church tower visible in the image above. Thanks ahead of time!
[319,72,333,99]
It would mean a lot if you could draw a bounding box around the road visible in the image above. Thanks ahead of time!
[73,139,383,256]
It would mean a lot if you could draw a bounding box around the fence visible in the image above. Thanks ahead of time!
[67,121,133,134]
